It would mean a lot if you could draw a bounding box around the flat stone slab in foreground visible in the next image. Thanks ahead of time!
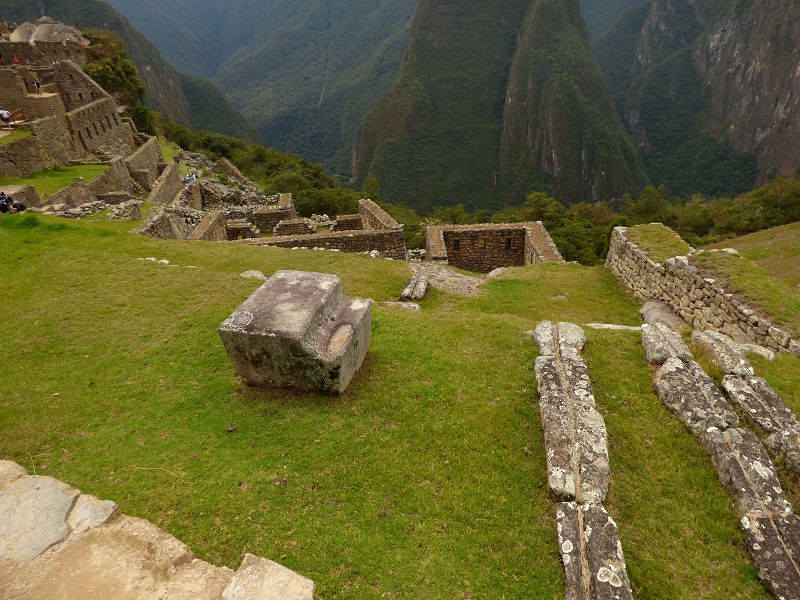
[722,375,800,435]
[534,320,587,358]
[654,358,739,434]
[641,322,692,365]
[220,270,371,393]
[0,461,314,600]
[556,502,633,600]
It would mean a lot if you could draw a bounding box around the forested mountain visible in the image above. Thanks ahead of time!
[579,0,646,38]
[594,0,800,197]
[2,0,259,142]
[355,0,646,212]
[107,0,416,176]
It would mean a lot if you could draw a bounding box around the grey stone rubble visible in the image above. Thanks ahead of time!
[533,322,633,599]
[556,502,634,600]
[641,322,693,365]
[691,330,754,377]
[0,460,314,600]
[407,249,426,261]
[740,343,776,361]
[653,358,739,433]
[400,272,428,301]
[39,199,106,219]
[107,199,142,221]
[700,429,800,599]
[219,270,372,394]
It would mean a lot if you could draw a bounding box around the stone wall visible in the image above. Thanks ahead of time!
[0,40,87,65]
[241,228,407,259]
[188,210,227,241]
[67,98,133,155]
[0,115,78,177]
[252,205,298,231]
[359,198,400,231]
[333,214,363,231]
[124,137,162,190]
[442,227,530,273]
[136,205,204,240]
[146,164,181,205]
[86,159,135,196]
[274,219,315,236]
[606,226,799,355]
[54,62,107,112]
[46,181,95,209]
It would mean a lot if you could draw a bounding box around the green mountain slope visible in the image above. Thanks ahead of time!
[595,0,799,197]
[355,0,646,212]
[2,0,259,142]
[579,0,647,38]
[106,0,416,177]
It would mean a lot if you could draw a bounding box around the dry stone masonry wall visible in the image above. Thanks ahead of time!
[533,321,634,599]
[643,326,800,597]
[0,460,314,599]
[607,226,799,355]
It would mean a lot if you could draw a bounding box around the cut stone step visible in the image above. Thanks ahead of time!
[535,355,609,503]
[641,322,692,365]
[220,270,371,393]
[654,358,739,434]
[692,330,754,377]
[722,375,800,435]
[556,502,634,600]
[534,321,587,358]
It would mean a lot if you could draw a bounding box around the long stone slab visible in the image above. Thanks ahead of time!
[654,358,739,433]
[722,375,800,435]
[222,553,314,600]
[765,429,800,478]
[556,502,634,600]
[692,330,754,377]
[641,322,692,365]
[534,321,587,358]
[219,270,371,393]
[741,511,800,600]
[536,356,609,504]
[400,272,428,301]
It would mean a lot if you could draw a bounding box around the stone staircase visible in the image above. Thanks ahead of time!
[225,219,260,240]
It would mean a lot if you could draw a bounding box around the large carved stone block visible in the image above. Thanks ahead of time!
[556,502,634,600]
[722,375,800,435]
[220,271,371,393]
[692,330,754,376]
[654,358,739,433]
[741,511,800,600]
[641,322,692,365]
[534,321,587,358]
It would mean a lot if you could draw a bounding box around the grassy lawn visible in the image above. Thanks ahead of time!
[706,221,800,287]
[159,137,190,177]
[0,213,770,599]
[0,164,108,199]
[692,250,800,338]
[626,223,693,263]
[0,129,31,145]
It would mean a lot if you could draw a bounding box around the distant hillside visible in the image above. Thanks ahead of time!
[595,0,800,197]
[579,0,647,38]
[2,0,259,143]
[177,73,260,142]
[355,0,646,213]
[107,0,416,177]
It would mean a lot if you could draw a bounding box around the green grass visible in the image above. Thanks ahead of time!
[626,223,693,263]
[692,250,800,338]
[0,164,109,199]
[0,214,770,598]
[707,221,800,287]
[0,129,31,145]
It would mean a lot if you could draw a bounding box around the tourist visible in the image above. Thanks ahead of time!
[33,79,42,95]
[11,198,26,213]
[0,109,11,129]
[12,56,20,65]
[0,193,13,214]
[24,57,31,66]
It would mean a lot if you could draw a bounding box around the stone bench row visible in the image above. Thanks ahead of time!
[533,321,634,600]
[643,325,800,598]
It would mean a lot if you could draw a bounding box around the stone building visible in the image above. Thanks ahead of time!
[0,18,89,66]
[425,222,564,272]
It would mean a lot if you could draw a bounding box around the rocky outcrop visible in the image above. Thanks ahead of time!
[219,271,372,394]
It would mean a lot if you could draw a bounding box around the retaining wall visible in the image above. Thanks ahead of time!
[146,164,182,205]
[607,226,798,355]
[188,210,227,241]
[252,206,297,231]
[241,229,407,259]
[86,159,135,196]
[359,198,400,231]
[124,137,162,190]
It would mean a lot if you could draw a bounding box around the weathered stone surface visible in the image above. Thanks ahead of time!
[534,321,587,358]
[765,429,800,477]
[0,460,28,491]
[222,553,314,600]
[741,511,800,600]
[239,270,268,281]
[692,330,754,376]
[654,358,739,433]
[556,502,634,600]
[639,299,687,330]
[536,356,609,503]
[400,272,428,301]
[740,343,776,361]
[722,375,800,434]
[641,322,692,365]
[66,494,117,534]
[584,323,641,331]
[0,475,79,559]
[700,427,792,516]
[219,270,371,393]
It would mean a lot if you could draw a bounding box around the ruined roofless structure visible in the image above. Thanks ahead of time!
[426,222,564,272]
[0,17,90,66]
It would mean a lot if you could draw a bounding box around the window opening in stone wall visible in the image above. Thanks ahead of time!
[453,239,460,252]
[78,92,84,101]
[478,239,485,248]
[506,238,512,251]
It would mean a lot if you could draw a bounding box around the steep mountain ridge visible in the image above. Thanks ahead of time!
[596,0,800,196]
[356,0,646,212]
[579,0,647,38]
[3,0,259,142]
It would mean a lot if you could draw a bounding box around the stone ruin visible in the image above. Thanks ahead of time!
[425,222,564,272]
[219,271,372,394]
[0,18,90,67]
